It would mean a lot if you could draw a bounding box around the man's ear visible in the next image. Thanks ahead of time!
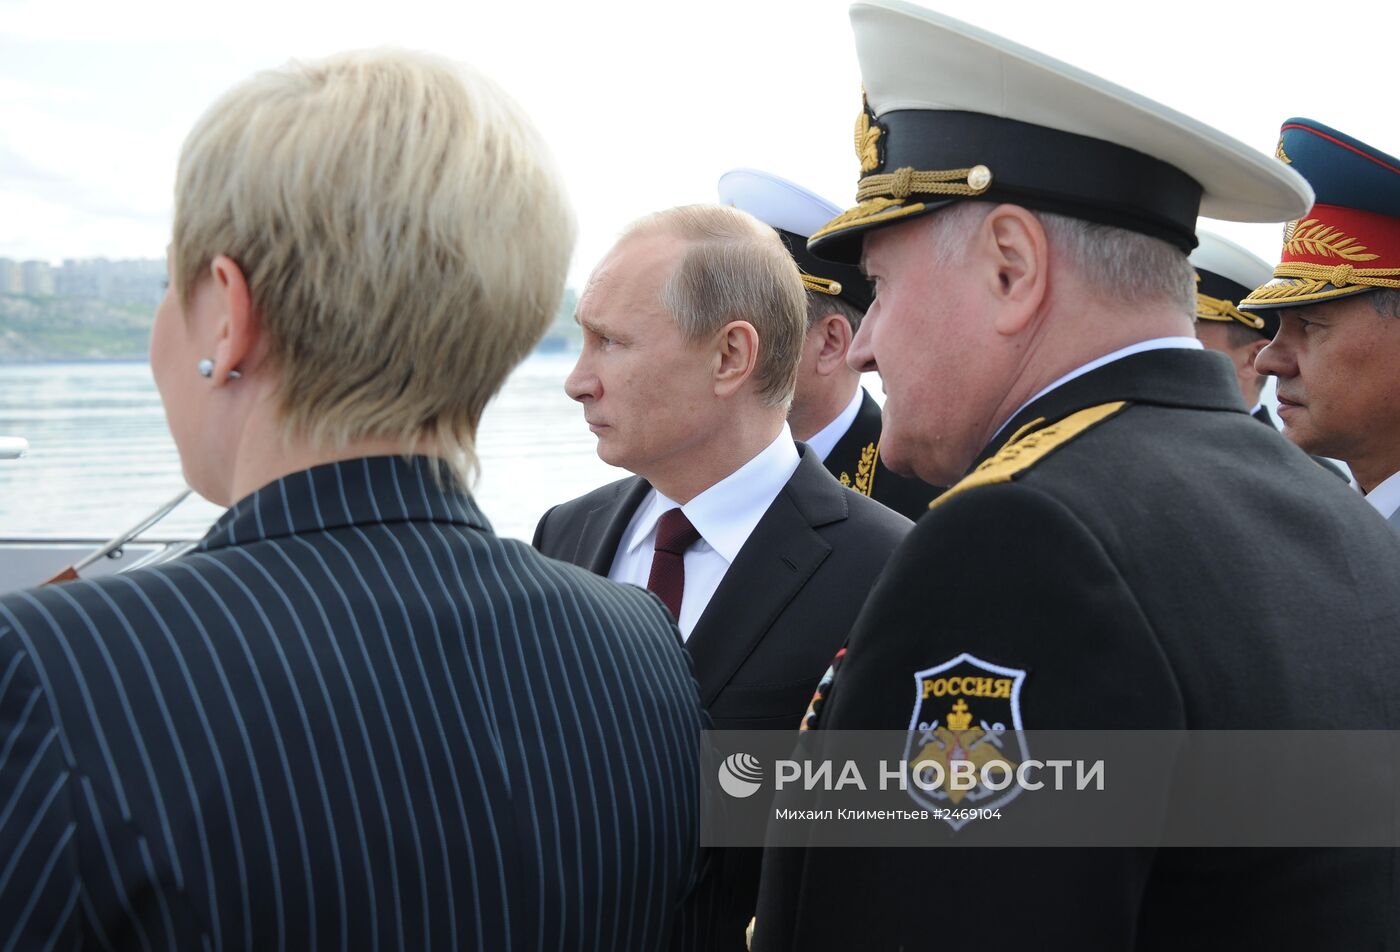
[976,205,1049,337]
[713,319,761,398]
[812,312,853,376]
[208,254,260,383]
[1245,336,1269,372]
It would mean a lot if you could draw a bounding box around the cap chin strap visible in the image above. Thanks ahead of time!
[800,272,843,296]
[1196,291,1265,330]
[1273,262,1400,291]
[1243,263,1400,306]
[855,164,994,203]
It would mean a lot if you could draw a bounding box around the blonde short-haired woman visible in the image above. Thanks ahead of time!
[0,50,705,951]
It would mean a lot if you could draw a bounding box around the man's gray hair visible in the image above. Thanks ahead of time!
[624,205,806,408]
[924,201,1196,315]
[1370,289,1400,318]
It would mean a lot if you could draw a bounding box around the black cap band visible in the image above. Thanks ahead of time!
[1196,268,1252,306]
[816,109,1205,262]
[881,110,1203,249]
[1197,266,1277,338]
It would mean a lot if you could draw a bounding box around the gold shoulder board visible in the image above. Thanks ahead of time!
[930,401,1127,511]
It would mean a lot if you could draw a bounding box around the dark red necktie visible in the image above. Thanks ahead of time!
[647,508,701,620]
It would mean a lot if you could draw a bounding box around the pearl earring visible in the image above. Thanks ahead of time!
[197,359,241,380]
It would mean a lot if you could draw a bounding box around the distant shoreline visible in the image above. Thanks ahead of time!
[0,346,583,367]
[0,356,148,365]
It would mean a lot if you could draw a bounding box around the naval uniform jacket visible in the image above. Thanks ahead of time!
[821,388,941,521]
[753,349,1400,952]
[1251,403,1349,480]
[0,456,706,951]
[533,445,911,951]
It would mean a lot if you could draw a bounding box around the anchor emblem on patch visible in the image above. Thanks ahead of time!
[903,652,1029,829]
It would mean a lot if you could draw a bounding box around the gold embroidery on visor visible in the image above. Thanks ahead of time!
[810,198,929,243]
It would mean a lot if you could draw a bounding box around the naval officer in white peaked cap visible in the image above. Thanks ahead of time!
[749,2,1400,950]
[1191,229,1346,478]
[719,167,940,520]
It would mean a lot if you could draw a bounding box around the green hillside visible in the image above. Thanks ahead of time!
[0,286,582,362]
[0,294,153,360]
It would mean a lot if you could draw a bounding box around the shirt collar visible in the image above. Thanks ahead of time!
[990,337,1203,443]
[199,455,491,552]
[805,387,866,462]
[1360,469,1400,520]
[622,425,801,563]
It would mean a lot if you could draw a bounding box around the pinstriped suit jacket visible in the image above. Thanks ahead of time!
[0,456,706,951]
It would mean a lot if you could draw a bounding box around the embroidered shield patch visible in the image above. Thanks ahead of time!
[903,653,1029,829]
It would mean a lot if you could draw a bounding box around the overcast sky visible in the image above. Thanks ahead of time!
[1,0,1396,287]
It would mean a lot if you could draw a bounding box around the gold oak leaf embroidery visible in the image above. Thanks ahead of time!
[855,110,882,173]
[1285,219,1381,261]
[853,442,877,496]
[816,197,904,236]
[1249,279,1330,300]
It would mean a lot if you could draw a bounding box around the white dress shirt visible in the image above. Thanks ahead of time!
[607,425,802,639]
[990,337,1203,444]
[804,387,865,462]
[1359,470,1400,522]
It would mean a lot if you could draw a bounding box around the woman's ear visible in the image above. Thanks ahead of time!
[208,254,260,382]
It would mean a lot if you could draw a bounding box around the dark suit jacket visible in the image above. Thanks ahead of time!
[1251,403,1349,480]
[533,445,911,731]
[754,350,1400,952]
[822,389,942,521]
[534,445,911,950]
[0,455,706,951]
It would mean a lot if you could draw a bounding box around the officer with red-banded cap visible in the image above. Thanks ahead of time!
[1243,120,1400,527]
[1191,228,1346,478]
[749,2,1400,950]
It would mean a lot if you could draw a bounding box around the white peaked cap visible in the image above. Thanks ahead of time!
[810,0,1314,263]
[718,168,843,240]
[1190,229,1273,291]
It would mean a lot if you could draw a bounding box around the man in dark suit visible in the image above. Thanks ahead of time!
[534,203,910,949]
[719,168,940,521]
[0,51,706,951]
[1191,228,1346,479]
[751,4,1400,950]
